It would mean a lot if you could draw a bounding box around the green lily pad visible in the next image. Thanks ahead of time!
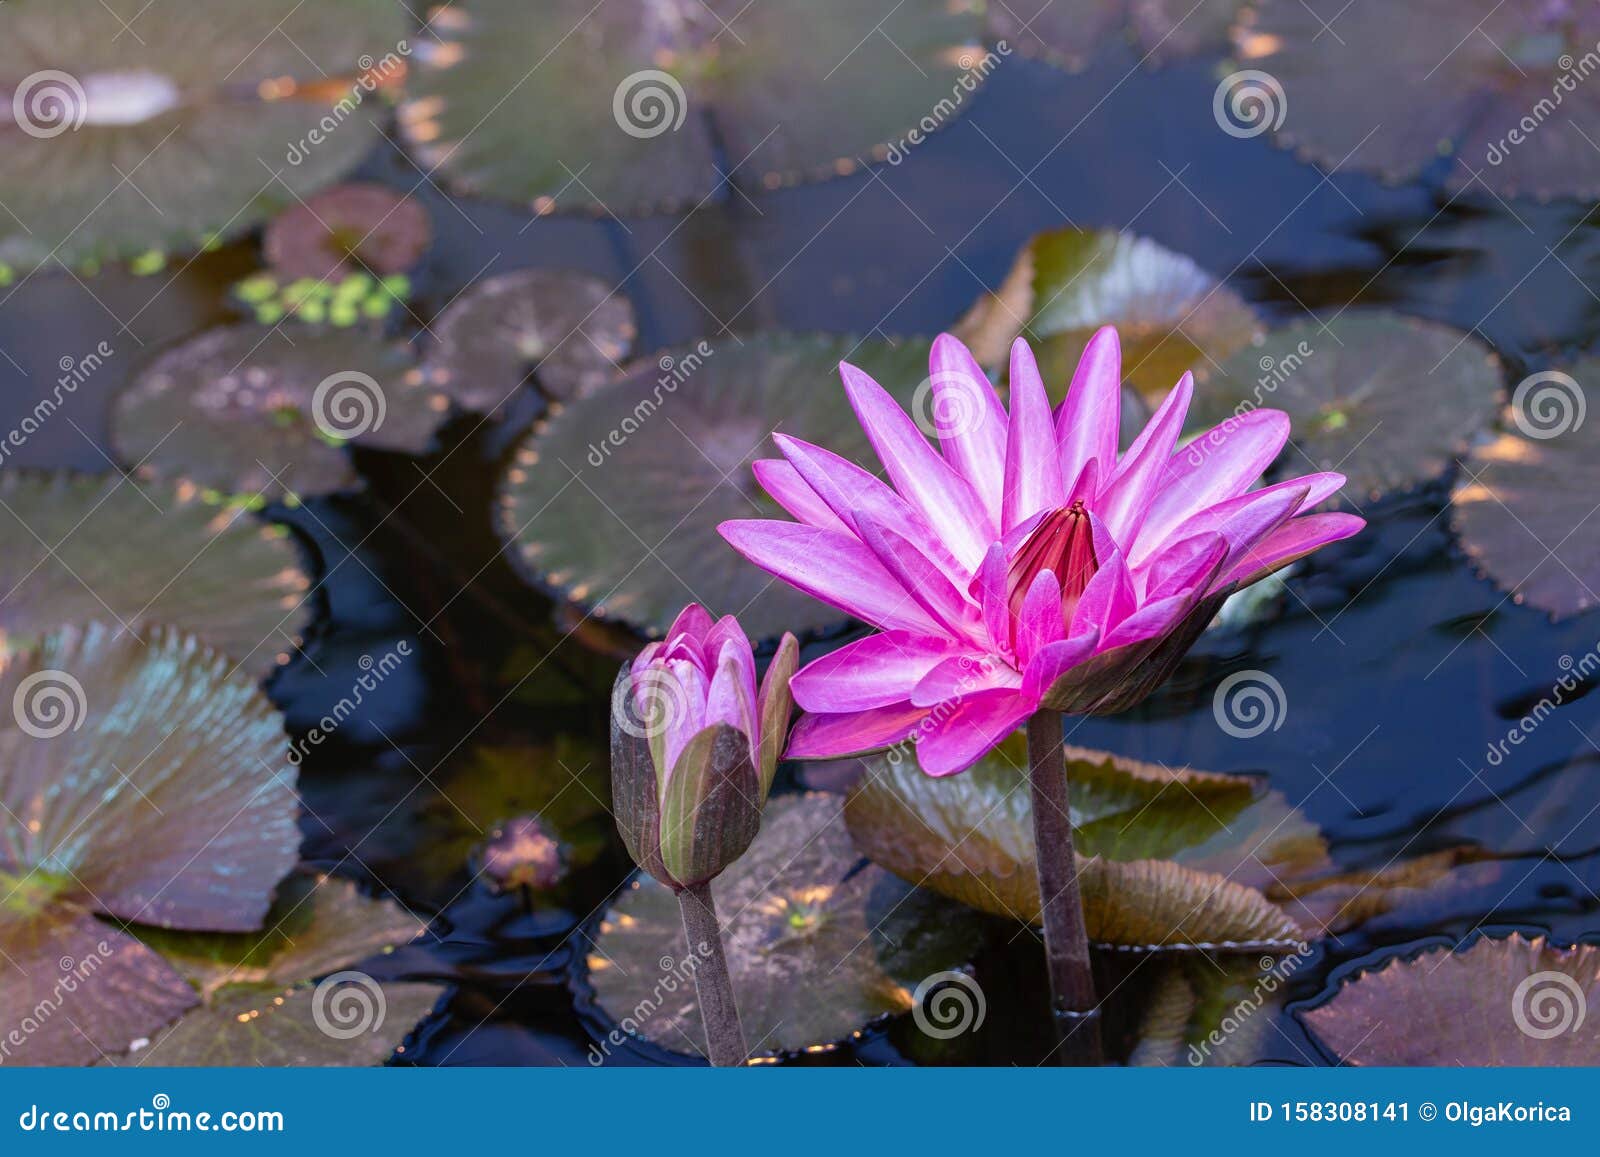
[586,793,985,1058]
[1301,934,1600,1065]
[421,268,636,411]
[844,735,1322,949]
[1452,359,1600,618]
[399,0,988,212]
[107,872,443,1066]
[0,623,299,1064]
[263,183,432,282]
[0,0,407,271]
[954,226,1261,403]
[0,472,311,678]
[497,331,931,640]
[1241,0,1600,199]
[1191,312,1503,501]
[375,741,613,906]
[113,323,447,499]
[1130,953,1300,1066]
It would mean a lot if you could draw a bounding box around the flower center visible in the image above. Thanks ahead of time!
[1007,501,1098,627]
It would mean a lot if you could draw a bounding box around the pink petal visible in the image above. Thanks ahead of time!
[1133,410,1290,563]
[663,603,713,649]
[704,645,755,739]
[790,632,966,713]
[1021,628,1101,702]
[1098,372,1194,548]
[1016,568,1065,666]
[928,334,1007,524]
[751,459,850,534]
[775,434,964,581]
[857,513,983,642]
[1054,326,1122,487]
[1222,512,1365,588]
[718,520,943,634]
[661,658,710,777]
[1138,532,1228,601]
[1072,546,1136,636]
[839,361,995,570]
[910,654,1021,707]
[974,541,1012,657]
[1178,482,1312,574]
[1002,338,1066,532]
[784,702,930,761]
[1100,591,1197,650]
[914,688,1033,776]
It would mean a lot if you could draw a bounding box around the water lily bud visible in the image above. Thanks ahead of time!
[475,815,566,893]
[610,604,798,891]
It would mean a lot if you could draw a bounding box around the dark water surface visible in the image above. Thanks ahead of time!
[4,48,1597,1066]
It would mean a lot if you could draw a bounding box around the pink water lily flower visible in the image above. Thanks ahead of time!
[718,327,1364,776]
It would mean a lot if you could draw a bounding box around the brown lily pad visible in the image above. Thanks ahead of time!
[263,183,432,281]
[0,624,299,1064]
[113,324,446,499]
[586,793,985,1058]
[844,734,1322,949]
[421,268,636,411]
[1191,312,1503,501]
[1452,359,1600,618]
[497,331,931,640]
[1301,933,1600,1065]
[0,472,311,678]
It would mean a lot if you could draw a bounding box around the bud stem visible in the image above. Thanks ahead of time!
[676,880,749,1067]
[1026,709,1103,1066]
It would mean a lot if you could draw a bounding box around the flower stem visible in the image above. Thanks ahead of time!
[676,880,749,1067]
[1025,709,1103,1066]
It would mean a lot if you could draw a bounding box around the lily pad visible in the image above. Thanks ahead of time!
[1452,360,1600,618]
[0,0,407,270]
[586,793,985,1058]
[113,323,446,499]
[954,227,1261,402]
[0,623,299,1064]
[1191,312,1503,501]
[1240,0,1600,198]
[844,735,1322,949]
[1268,847,1502,936]
[421,269,636,411]
[498,332,931,639]
[0,472,311,678]
[399,0,988,212]
[263,183,431,281]
[1301,933,1600,1065]
[109,872,444,1066]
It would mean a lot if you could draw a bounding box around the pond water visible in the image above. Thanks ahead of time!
[3,40,1597,1066]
